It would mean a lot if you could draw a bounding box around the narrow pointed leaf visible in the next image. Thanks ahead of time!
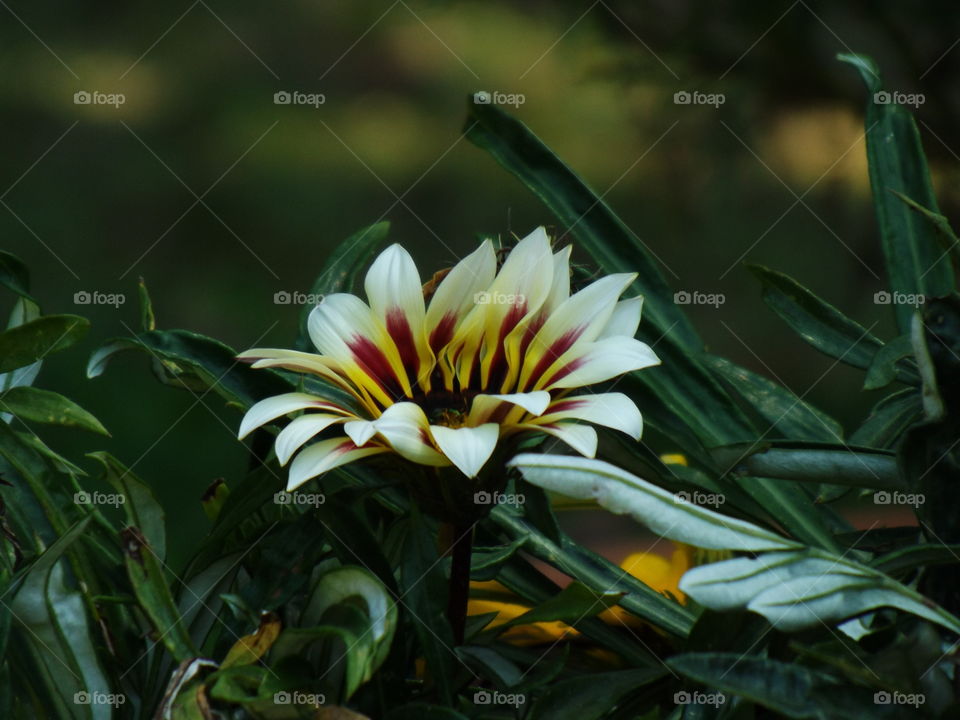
[0,386,109,435]
[839,53,955,331]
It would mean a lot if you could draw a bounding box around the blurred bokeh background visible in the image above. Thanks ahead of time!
[2,0,958,565]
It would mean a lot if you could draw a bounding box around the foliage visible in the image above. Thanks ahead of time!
[1,54,958,718]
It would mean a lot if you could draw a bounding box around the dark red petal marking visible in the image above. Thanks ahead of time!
[428,311,457,354]
[518,313,546,357]
[522,326,585,391]
[334,440,359,455]
[347,334,405,399]
[484,301,527,391]
[541,355,588,389]
[543,397,587,415]
[386,307,420,380]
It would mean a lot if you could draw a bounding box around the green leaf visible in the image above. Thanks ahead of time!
[679,549,960,634]
[464,102,765,450]
[0,386,109,435]
[850,388,923,449]
[464,100,699,350]
[0,315,88,373]
[748,265,882,370]
[488,506,696,638]
[704,355,843,442]
[508,454,800,553]
[122,526,197,662]
[718,445,903,491]
[667,653,889,720]
[500,581,623,630]
[87,328,306,411]
[891,190,960,270]
[470,538,527,581]
[294,221,391,352]
[0,298,42,395]
[400,509,455,703]
[529,668,666,720]
[839,53,955,332]
[864,335,918,390]
[734,476,840,551]
[88,451,166,560]
[455,646,522,688]
[301,565,397,694]
[0,250,32,300]
[200,478,229,523]
[9,517,113,720]
[138,277,156,331]
[871,543,960,576]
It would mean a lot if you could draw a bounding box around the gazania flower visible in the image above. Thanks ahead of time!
[237,227,659,490]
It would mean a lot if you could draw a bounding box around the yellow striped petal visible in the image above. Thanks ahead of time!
[519,272,636,391]
[308,294,413,404]
[364,244,435,391]
[535,337,660,390]
[529,393,643,440]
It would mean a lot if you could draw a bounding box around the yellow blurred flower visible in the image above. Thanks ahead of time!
[468,542,695,645]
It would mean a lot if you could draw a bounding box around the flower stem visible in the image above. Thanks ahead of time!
[445,520,474,645]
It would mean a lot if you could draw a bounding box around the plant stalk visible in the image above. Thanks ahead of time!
[445,520,474,645]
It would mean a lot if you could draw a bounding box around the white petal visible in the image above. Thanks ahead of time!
[308,294,410,403]
[520,422,598,458]
[344,419,377,447]
[429,423,500,478]
[424,239,497,353]
[538,337,661,390]
[533,393,643,440]
[597,296,643,339]
[287,437,388,491]
[239,393,346,440]
[519,272,636,390]
[238,348,371,406]
[364,244,433,387]
[452,228,554,390]
[275,413,347,465]
[371,402,447,465]
[466,391,552,425]
[542,245,573,314]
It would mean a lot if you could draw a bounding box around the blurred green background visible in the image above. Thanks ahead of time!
[2,0,958,565]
